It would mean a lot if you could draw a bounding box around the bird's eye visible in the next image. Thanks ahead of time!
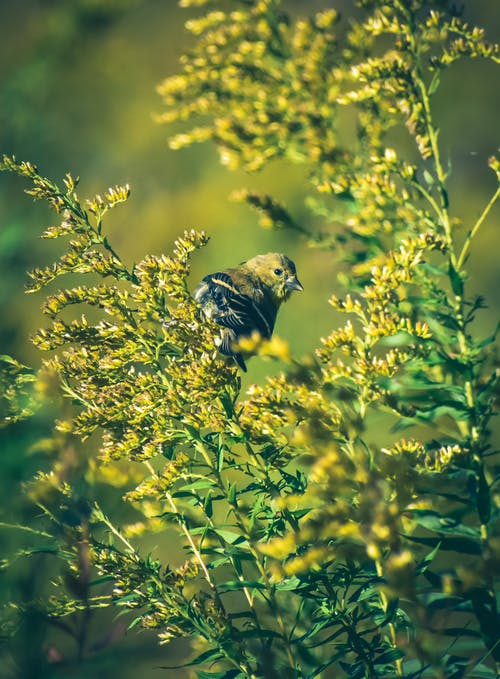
[273,268,283,276]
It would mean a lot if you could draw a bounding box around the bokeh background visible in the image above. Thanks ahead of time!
[0,1,499,677]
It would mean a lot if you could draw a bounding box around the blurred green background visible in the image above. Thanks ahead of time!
[0,1,499,677]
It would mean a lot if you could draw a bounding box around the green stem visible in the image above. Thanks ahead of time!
[145,461,258,677]
[375,560,403,677]
[240,523,298,675]
[182,467,261,624]
[399,3,498,662]
[411,179,443,222]
[143,460,219,594]
[198,440,299,675]
[96,508,137,555]
[457,185,500,270]
[400,0,482,450]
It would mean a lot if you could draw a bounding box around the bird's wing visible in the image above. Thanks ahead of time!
[195,272,276,339]
[219,330,247,371]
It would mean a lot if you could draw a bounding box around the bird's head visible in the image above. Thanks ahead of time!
[245,253,303,305]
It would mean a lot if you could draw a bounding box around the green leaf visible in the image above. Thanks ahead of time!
[115,594,139,606]
[349,583,380,603]
[415,541,441,574]
[210,528,247,545]
[293,620,345,646]
[478,321,500,348]
[236,628,281,640]
[218,580,266,593]
[204,491,213,519]
[374,648,405,666]
[160,648,225,670]
[404,509,480,539]
[402,533,481,555]
[219,391,235,419]
[464,663,498,678]
[423,169,435,186]
[197,671,243,679]
[88,574,115,586]
[207,556,230,569]
[392,403,470,430]
[184,423,202,441]
[429,72,441,95]
[178,480,217,491]
[200,545,252,560]
[306,647,348,679]
[420,593,472,613]
[217,444,224,472]
[127,615,143,630]
[379,598,400,626]
[275,576,303,591]
[228,483,237,506]
[449,261,464,297]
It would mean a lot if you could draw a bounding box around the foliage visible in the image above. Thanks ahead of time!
[1,1,500,677]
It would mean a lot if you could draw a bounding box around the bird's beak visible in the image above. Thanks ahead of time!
[285,275,304,292]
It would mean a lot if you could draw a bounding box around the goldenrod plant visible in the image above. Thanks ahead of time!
[1,1,499,677]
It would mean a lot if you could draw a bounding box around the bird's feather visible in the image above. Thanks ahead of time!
[196,272,277,339]
[194,253,302,371]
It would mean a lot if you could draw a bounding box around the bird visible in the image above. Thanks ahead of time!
[194,253,303,371]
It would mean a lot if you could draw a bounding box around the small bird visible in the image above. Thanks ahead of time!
[194,253,303,371]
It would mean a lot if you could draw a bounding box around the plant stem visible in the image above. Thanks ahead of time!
[401,3,499,664]
[96,509,137,555]
[142,460,219,594]
[402,0,482,450]
[375,560,403,677]
[457,185,500,270]
[198,440,299,675]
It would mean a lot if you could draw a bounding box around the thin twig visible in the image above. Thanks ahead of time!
[457,185,500,270]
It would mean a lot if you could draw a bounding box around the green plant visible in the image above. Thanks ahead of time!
[1,1,500,677]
